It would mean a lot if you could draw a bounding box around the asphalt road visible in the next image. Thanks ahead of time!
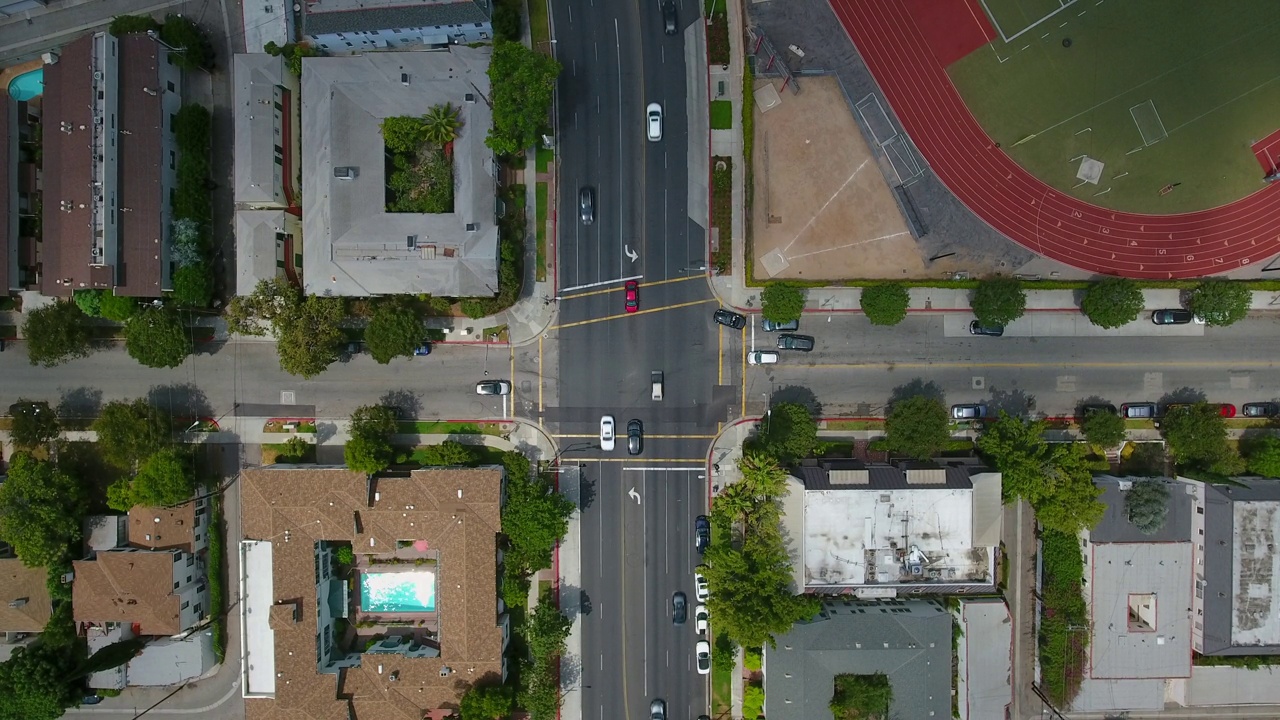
[738,313,1280,418]
[550,0,715,715]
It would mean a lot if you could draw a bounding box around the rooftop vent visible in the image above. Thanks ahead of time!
[465,93,475,103]
[465,223,478,233]
[406,235,417,249]
[400,73,410,86]
[333,166,357,180]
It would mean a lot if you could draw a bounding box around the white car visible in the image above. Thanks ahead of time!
[475,380,511,395]
[695,640,711,674]
[600,415,615,452]
[646,103,663,142]
[695,604,708,635]
[694,571,709,602]
[748,351,779,365]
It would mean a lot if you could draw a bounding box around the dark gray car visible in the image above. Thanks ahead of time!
[762,317,799,332]
[662,0,677,34]
[628,419,643,455]
[776,334,815,351]
[713,309,746,329]
[579,187,594,225]
[672,592,687,624]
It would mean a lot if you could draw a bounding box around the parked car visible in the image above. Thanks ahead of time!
[1080,403,1117,417]
[625,280,639,313]
[413,342,432,356]
[694,572,709,602]
[579,186,595,225]
[475,380,511,396]
[695,604,709,634]
[600,415,615,451]
[1219,403,1237,418]
[1243,402,1280,418]
[969,320,1004,337]
[627,419,644,455]
[672,592,687,625]
[762,318,799,332]
[748,350,779,365]
[646,103,663,142]
[662,0,677,34]
[1121,402,1157,419]
[347,341,364,355]
[81,695,103,706]
[1151,309,1203,325]
[695,515,710,554]
[713,309,746,329]
[695,640,711,674]
[651,699,667,720]
[951,403,986,420]
[776,334,815,352]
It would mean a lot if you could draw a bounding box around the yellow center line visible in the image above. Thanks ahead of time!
[551,433,715,439]
[594,457,706,463]
[800,360,1280,370]
[558,273,707,300]
[549,298,717,331]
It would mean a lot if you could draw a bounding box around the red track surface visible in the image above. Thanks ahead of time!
[829,0,1280,278]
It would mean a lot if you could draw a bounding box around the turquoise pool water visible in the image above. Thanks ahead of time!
[8,68,43,102]
[360,570,437,613]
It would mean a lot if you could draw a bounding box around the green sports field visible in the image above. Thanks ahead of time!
[948,0,1280,213]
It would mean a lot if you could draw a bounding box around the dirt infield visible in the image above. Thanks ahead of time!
[750,76,922,281]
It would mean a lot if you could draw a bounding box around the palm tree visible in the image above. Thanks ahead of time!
[422,103,463,146]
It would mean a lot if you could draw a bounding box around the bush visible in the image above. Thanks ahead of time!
[172,263,214,308]
[1246,436,1280,478]
[108,14,159,35]
[860,283,909,326]
[743,646,762,671]
[171,218,204,268]
[743,682,765,719]
[73,289,103,318]
[1081,277,1143,328]
[460,299,488,319]
[99,291,138,321]
[207,499,226,662]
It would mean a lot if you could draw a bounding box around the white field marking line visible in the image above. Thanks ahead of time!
[787,231,914,259]
[976,0,1010,42]
[886,136,923,180]
[780,157,871,253]
[1006,0,1079,43]
[1025,17,1280,144]
[559,274,644,295]
[1167,73,1280,137]
[1129,100,1166,146]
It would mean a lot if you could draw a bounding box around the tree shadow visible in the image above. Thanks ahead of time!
[148,383,211,419]
[769,384,822,417]
[378,389,422,419]
[56,386,103,419]
[1120,442,1169,477]
[987,385,1037,419]
[578,469,596,511]
[315,421,339,445]
[561,652,583,692]
[1077,394,1115,414]
[1159,386,1206,405]
[888,378,946,407]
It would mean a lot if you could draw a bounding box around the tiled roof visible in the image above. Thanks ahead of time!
[39,35,96,297]
[73,551,182,635]
[303,1,489,36]
[128,502,198,553]
[0,559,51,632]
[115,35,164,297]
[240,466,505,719]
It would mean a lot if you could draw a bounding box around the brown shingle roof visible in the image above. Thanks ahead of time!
[40,35,96,297]
[128,502,197,553]
[240,466,505,720]
[72,551,182,635]
[115,35,164,297]
[0,559,51,632]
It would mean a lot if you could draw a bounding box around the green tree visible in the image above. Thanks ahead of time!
[760,283,805,324]
[23,301,91,368]
[501,451,574,575]
[1080,409,1126,448]
[277,294,346,378]
[1189,280,1250,327]
[380,116,428,154]
[0,453,86,568]
[860,283,909,326]
[279,436,311,463]
[128,448,196,508]
[99,291,138,321]
[0,642,80,720]
[1161,403,1242,474]
[1246,436,1280,478]
[525,588,572,661]
[365,302,424,364]
[757,402,819,463]
[1081,277,1143,328]
[108,14,160,35]
[92,399,173,470]
[971,277,1026,327]
[417,440,478,466]
[459,684,515,720]
[831,673,892,720]
[172,264,214,308]
[486,41,561,156]
[8,400,59,450]
[125,306,192,369]
[883,395,950,460]
[73,289,103,317]
[225,276,294,336]
[1125,479,1170,534]
[423,103,463,145]
[158,14,215,71]
[344,405,400,475]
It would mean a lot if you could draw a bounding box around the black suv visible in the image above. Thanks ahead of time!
[776,334,815,352]
[695,515,710,554]
[662,0,677,35]
[713,309,746,329]
[627,419,644,456]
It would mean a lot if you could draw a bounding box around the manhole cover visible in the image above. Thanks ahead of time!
[972,377,985,390]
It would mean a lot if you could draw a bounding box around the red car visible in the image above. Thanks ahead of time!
[624,280,639,313]
[1219,404,1237,418]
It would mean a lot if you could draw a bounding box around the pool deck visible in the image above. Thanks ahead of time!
[0,58,42,91]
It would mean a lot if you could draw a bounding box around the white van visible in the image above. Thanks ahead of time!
[651,371,664,401]
[748,351,779,365]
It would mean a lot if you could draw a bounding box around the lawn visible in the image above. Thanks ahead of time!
[536,147,554,174]
[397,421,508,436]
[529,0,551,49]
[710,100,733,130]
[535,182,548,282]
[824,419,884,431]
[948,0,1280,213]
[711,644,733,718]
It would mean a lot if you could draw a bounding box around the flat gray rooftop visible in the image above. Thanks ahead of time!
[1087,542,1193,679]
[301,47,498,297]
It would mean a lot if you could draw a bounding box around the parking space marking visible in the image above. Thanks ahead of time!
[1143,372,1163,396]
[1056,376,1077,393]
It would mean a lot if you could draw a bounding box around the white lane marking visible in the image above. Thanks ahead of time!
[559,274,642,294]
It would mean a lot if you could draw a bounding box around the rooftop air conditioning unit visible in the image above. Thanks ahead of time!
[333,166,357,180]
[465,93,475,103]
[465,223,477,233]
[401,73,410,86]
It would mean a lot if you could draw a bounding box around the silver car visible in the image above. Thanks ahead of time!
[951,403,986,420]
[650,698,666,720]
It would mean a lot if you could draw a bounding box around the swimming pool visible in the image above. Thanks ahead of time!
[360,570,437,613]
[8,68,43,102]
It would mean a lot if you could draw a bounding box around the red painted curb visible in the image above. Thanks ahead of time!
[434,340,509,346]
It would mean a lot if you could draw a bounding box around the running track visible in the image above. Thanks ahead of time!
[829,0,1280,279]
